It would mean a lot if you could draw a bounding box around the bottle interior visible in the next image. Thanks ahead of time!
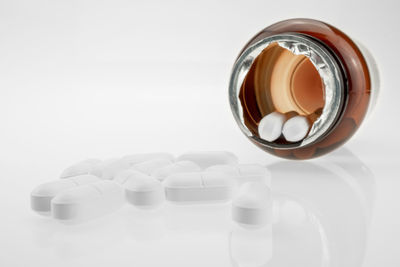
[239,43,325,142]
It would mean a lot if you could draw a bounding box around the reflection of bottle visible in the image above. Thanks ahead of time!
[229,226,272,267]
[229,18,379,159]
[229,148,375,267]
[270,149,374,267]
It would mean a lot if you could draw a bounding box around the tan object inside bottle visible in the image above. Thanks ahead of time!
[251,43,325,120]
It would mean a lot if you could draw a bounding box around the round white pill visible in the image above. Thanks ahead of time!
[60,159,102,178]
[119,171,165,209]
[282,115,310,142]
[31,174,100,215]
[258,112,286,142]
[151,161,201,181]
[232,182,272,228]
[176,151,238,169]
[51,180,124,222]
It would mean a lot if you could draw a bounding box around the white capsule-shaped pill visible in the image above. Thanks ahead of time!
[163,172,236,203]
[206,164,271,186]
[121,153,174,166]
[132,158,173,175]
[51,180,124,222]
[282,115,310,142]
[89,158,130,180]
[151,161,201,181]
[232,182,272,228]
[92,154,175,180]
[60,159,102,178]
[117,170,165,209]
[258,112,286,142]
[176,151,238,169]
[31,174,100,215]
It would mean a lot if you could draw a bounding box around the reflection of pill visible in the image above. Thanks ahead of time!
[258,112,286,142]
[60,159,102,178]
[232,182,272,228]
[51,180,124,222]
[282,115,310,142]
[151,161,201,181]
[163,172,235,203]
[132,158,174,175]
[205,164,270,186]
[121,153,174,166]
[176,151,238,169]
[31,174,100,215]
[118,171,165,209]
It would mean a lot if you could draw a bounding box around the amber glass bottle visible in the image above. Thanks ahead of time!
[229,18,378,160]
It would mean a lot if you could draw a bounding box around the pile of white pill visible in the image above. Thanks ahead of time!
[31,151,272,228]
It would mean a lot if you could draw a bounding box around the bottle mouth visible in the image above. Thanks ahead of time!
[229,33,346,149]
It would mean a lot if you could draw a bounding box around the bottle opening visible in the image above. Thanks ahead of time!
[242,42,324,123]
[229,34,345,149]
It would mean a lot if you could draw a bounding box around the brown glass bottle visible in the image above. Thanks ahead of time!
[229,18,378,160]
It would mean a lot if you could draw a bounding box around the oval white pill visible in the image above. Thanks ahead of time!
[121,153,174,166]
[118,171,165,209]
[176,151,238,169]
[89,158,130,180]
[51,180,124,222]
[258,112,286,142]
[206,164,271,186]
[232,182,272,228]
[151,161,201,181]
[31,174,100,215]
[132,158,173,175]
[60,159,102,178]
[163,172,235,203]
[282,115,310,142]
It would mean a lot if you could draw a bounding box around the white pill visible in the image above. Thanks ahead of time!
[176,151,238,169]
[117,170,165,209]
[132,158,173,175]
[151,161,201,181]
[206,164,271,186]
[60,159,102,178]
[282,115,310,142]
[90,158,131,180]
[51,180,124,222]
[258,112,286,142]
[121,153,174,166]
[31,174,100,215]
[163,172,235,203]
[232,182,272,228]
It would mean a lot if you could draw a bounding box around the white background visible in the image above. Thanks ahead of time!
[1,0,399,266]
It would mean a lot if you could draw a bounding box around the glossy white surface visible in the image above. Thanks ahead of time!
[4,145,398,266]
[1,0,399,266]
